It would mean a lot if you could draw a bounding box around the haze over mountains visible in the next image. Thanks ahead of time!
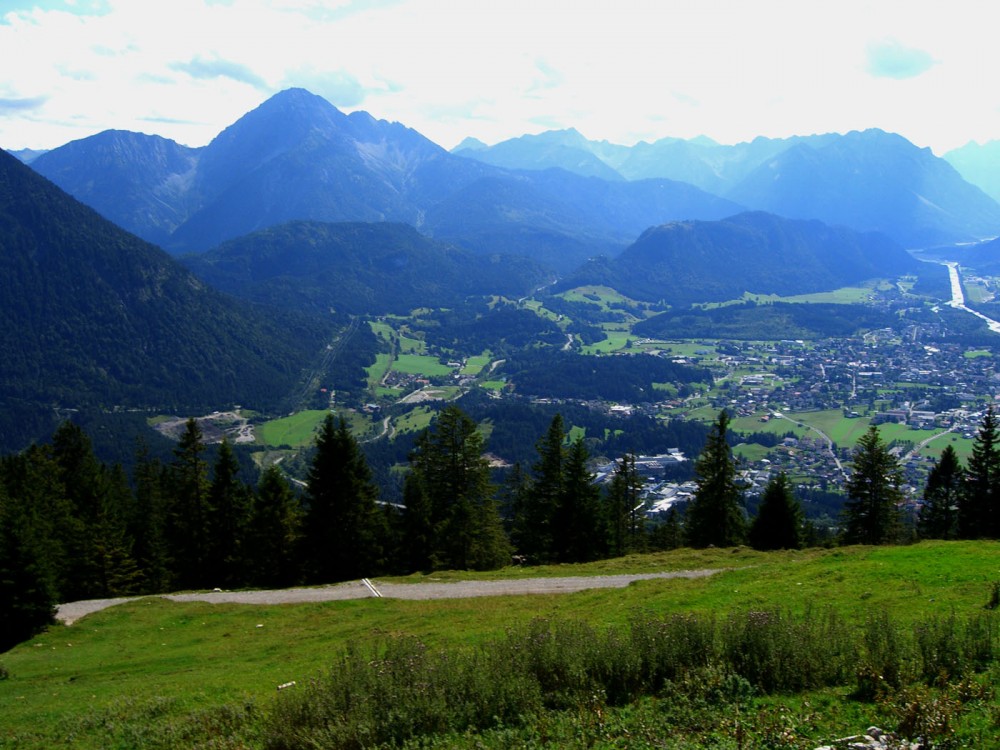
[26,88,742,273]
[24,86,1000,276]
[457,127,1000,250]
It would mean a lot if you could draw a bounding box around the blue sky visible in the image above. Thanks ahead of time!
[0,0,994,154]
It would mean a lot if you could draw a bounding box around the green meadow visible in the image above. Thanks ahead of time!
[2,542,998,748]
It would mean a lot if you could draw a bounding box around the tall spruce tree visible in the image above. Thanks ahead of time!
[406,405,510,571]
[843,425,903,545]
[166,418,211,589]
[513,414,566,562]
[606,453,645,556]
[302,415,385,583]
[686,410,746,548]
[131,442,172,593]
[555,437,604,562]
[0,479,57,651]
[207,439,252,587]
[959,407,1000,539]
[748,472,803,550]
[918,445,961,540]
[248,465,302,588]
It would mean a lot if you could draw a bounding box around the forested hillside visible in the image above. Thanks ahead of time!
[0,148,330,453]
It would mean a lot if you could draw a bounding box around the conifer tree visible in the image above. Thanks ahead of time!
[686,410,746,548]
[207,439,252,587]
[918,445,961,540]
[960,407,1000,539]
[0,482,57,651]
[406,405,510,571]
[2,446,76,601]
[166,418,211,589]
[606,453,645,556]
[513,414,565,561]
[650,506,683,551]
[131,442,172,593]
[748,472,803,550]
[555,437,603,562]
[843,425,903,545]
[302,415,385,583]
[248,465,302,587]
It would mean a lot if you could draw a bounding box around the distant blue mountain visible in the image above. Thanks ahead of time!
[26,89,746,272]
[459,128,1000,249]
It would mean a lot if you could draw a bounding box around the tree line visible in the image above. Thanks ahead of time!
[4,405,999,652]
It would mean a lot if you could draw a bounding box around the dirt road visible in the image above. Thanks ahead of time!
[56,569,721,625]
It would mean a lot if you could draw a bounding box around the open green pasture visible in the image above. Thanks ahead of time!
[558,285,636,310]
[581,330,633,354]
[254,410,329,447]
[460,353,491,376]
[391,353,455,378]
[365,351,394,388]
[392,405,437,434]
[2,542,998,748]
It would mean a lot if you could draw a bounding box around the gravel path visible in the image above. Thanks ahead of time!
[55,569,721,625]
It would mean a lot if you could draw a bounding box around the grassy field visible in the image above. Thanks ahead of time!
[391,353,455,378]
[2,542,998,748]
[364,352,394,388]
[460,354,491,376]
[254,410,329,447]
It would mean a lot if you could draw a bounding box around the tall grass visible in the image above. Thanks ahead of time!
[265,608,998,749]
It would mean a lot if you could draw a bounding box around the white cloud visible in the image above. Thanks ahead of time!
[1,0,1000,155]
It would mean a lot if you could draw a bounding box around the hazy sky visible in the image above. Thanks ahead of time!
[0,0,995,155]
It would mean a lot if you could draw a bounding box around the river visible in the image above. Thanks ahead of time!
[942,261,1000,334]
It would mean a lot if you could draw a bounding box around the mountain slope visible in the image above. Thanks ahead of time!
[560,211,921,306]
[453,128,624,180]
[184,221,547,315]
[30,130,200,246]
[0,148,329,451]
[943,140,1000,204]
[726,130,1000,248]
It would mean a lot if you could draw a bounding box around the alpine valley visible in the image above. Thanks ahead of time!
[8,86,1000,749]
[7,87,1000,471]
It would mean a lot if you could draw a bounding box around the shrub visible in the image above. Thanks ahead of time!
[720,607,855,693]
[856,611,914,700]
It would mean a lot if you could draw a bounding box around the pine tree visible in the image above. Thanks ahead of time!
[0,480,57,651]
[131,442,172,593]
[166,418,212,589]
[207,439,252,587]
[959,407,1000,539]
[748,472,803,550]
[918,445,961,540]
[555,437,603,562]
[650,506,683,551]
[2,445,76,602]
[686,410,746,548]
[248,465,302,588]
[406,405,510,571]
[302,415,385,583]
[606,453,645,556]
[513,414,565,562]
[843,425,903,545]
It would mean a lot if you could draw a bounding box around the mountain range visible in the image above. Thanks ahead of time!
[27,89,742,273]
[458,127,1000,250]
